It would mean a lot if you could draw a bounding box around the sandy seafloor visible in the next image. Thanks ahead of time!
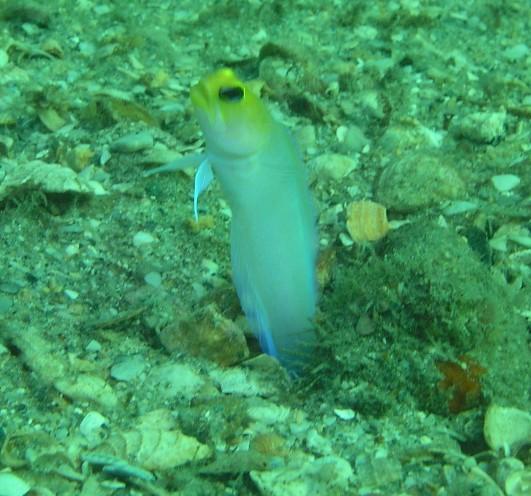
[0,0,530,495]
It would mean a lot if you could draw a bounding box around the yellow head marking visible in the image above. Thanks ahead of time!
[190,69,273,155]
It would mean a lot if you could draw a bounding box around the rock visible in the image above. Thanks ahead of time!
[376,150,465,212]
[0,159,106,201]
[159,304,249,367]
[110,131,154,153]
[491,174,520,192]
[132,231,156,247]
[111,354,146,382]
[251,455,353,496]
[145,363,205,402]
[450,110,506,144]
[118,428,211,470]
[55,374,119,409]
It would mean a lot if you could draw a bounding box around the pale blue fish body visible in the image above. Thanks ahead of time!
[208,119,317,369]
[147,69,318,370]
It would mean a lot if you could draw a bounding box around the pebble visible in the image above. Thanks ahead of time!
[442,200,479,216]
[54,373,119,409]
[0,49,8,68]
[503,43,529,61]
[132,231,156,247]
[144,271,162,287]
[64,289,79,300]
[86,339,102,353]
[491,174,520,192]
[337,125,370,154]
[111,355,146,382]
[110,131,154,153]
[334,408,356,420]
[0,295,13,313]
[159,304,249,367]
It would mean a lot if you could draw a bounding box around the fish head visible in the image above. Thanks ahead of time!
[191,68,273,157]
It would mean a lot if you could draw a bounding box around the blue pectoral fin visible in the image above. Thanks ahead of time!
[193,159,214,221]
[143,153,205,177]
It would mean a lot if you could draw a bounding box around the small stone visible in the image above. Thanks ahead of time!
[133,231,156,247]
[338,125,370,154]
[66,144,94,172]
[334,408,356,420]
[144,271,162,287]
[111,355,146,382]
[55,374,119,409]
[65,243,80,256]
[86,339,102,352]
[0,49,8,68]
[110,131,154,153]
[159,304,249,367]
[503,43,529,61]
[442,200,479,216]
[491,174,520,192]
[64,289,79,300]
[451,111,506,144]
[251,455,353,496]
[310,153,359,181]
[0,295,13,313]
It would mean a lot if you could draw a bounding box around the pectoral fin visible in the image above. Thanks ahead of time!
[142,153,205,177]
[194,159,214,221]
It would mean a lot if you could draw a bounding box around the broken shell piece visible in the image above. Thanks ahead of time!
[483,404,531,456]
[250,432,287,457]
[346,200,390,243]
[38,107,67,132]
[109,428,212,470]
[80,411,110,448]
[505,468,531,496]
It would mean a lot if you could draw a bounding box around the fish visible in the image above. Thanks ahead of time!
[146,69,318,371]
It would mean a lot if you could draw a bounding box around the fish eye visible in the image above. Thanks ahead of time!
[218,86,244,102]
